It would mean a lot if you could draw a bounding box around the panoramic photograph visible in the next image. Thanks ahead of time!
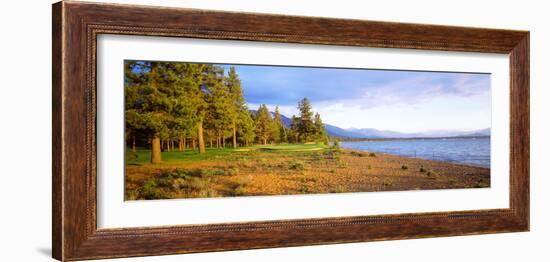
[124,60,491,200]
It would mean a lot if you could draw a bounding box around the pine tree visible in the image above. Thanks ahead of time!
[206,67,232,149]
[238,106,256,146]
[297,97,315,142]
[289,115,300,143]
[200,64,227,152]
[168,62,204,152]
[255,104,272,145]
[272,106,287,143]
[271,107,282,143]
[225,67,247,149]
[313,112,328,144]
[125,61,182,163]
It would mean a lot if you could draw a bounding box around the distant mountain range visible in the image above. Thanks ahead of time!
[345,127,491,139]
[251,110,490,139]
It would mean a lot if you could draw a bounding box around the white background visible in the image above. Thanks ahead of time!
[0,0,547,261]
[98,35,509,228]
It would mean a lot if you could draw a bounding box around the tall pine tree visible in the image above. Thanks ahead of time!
[238,106,256,146]
[206,67,232,149]
[289,115,300,143]
[313,112,328,144]
[272,106,287,143]
[297,97,315,142]
[255,104,272,145]
[125,61,192,163]
[226,67,246,148]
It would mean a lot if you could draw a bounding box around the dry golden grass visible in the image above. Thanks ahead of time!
[125,148,490,200]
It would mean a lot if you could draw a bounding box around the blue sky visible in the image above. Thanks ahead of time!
[219,64,491,133]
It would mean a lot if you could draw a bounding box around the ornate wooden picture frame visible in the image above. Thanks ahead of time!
[52,1,529,261]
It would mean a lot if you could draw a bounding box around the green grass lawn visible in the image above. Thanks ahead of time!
[127,143,329,165]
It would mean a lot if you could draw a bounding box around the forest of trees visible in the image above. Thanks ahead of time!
[125,61,328,163]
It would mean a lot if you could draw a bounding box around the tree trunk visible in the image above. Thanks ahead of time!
[150,134,162,164]
[183,137,186,150]
[197,120,206,154]
[192,139,196,150]
[132,136,136,153]
[232,123,237,149]
[171,140,175,151]
[263,137,267,145]
[222,135,226,148]
[216,135,220,149]
[178,136,184,151]
[209,138,213,148]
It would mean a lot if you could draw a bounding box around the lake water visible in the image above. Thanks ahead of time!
[340,137,490,168]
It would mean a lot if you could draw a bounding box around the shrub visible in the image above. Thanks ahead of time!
[323,136,330,146]
[196,188,220,198]
[383,179,393,187]
[328,140,342,155]
[331,140,341,150]
[419,167,427,173]
[298,176,318,183]
[167,168,202,178]
[238,161,253,168]
[237,175,252,187]
[185,178,208,191]
[425,171,438,180]
[199,169,215,177]
[324,149,342,160]
[474,179,490,188]
[258,158,269,167]
[125,189,139,200]
[330,185,346,193]
[401,165,408,170]
[206,188,220,197]
[156,176,172,188]
[289,160,306,170]
[369,152,376,157]
[233,185,247,196]
[200,169,225,177]
[139,180,162,200]
[232,176,252,196]
[350,151,366,157]
[310,152,322,161]
[226,167,240,176]
[299,184,310,194]
[193,168,239,177]
[338,161,348,168]
[171,178,187,190]
[173,168,189,178]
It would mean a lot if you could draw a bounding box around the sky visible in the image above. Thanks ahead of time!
[219,64,491,133]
